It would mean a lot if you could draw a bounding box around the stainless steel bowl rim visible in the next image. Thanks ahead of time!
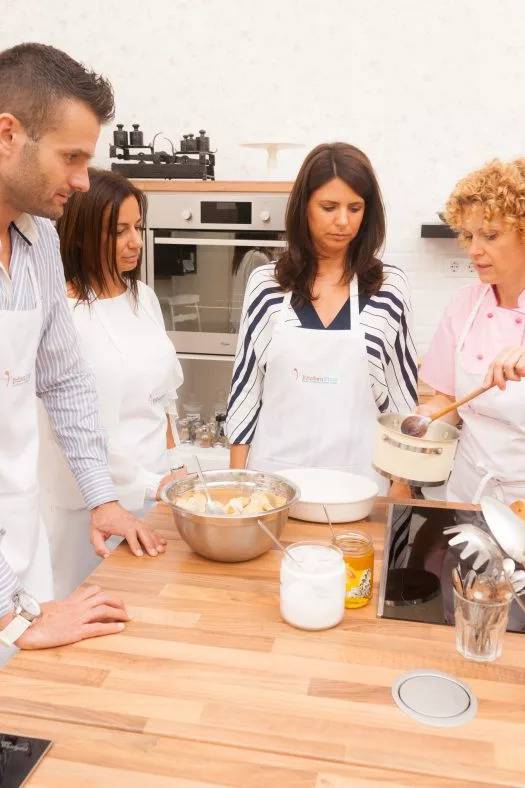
[160,468,300,520]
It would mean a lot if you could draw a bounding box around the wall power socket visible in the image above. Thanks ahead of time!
[447,258,476,276]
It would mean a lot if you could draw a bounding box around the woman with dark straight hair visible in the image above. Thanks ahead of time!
[226,142,418,488]
[59,169,146,305]
[38,169,183,597]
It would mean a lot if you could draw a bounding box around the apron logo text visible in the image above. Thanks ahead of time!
[292,368,339,385]
[149,390,167,405]
[3,369,31,387]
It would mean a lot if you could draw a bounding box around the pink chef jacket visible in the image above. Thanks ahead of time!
[421,282,525,395]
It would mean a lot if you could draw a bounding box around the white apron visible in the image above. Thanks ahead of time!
[0,261,53,602]
[39,286,182,598]
[247,275,388,492]
[447,285,525,504]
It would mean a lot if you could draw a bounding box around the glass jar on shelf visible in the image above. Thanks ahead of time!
[186,414,202,443]
[195,423,213,448]
[176,417,191,444]
[214,410,228,447]
[182,395,202,442]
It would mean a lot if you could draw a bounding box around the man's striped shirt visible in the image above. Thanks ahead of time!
[0,214,116,613]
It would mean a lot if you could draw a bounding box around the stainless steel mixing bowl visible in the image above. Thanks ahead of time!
[160,469,300,562]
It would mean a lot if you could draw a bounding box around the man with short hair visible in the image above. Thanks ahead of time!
[0,43,166,654]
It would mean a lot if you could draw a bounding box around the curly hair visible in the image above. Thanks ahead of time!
[444,158,525,241]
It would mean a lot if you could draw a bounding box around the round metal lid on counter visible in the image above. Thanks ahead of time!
[392,669,478,727]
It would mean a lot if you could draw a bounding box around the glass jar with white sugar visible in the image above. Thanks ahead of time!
[280,541,346,630]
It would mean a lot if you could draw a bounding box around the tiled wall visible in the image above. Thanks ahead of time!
[2,0,524,351]
[384,241,476,352]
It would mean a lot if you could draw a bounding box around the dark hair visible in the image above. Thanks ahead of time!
[275,142,385,302]
[0,42,114,138]
[57,168,146,305]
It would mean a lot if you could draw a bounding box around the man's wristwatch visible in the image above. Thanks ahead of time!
[0,591,42,647]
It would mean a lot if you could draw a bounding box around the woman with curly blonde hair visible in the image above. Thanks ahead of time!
[419,157,525,503]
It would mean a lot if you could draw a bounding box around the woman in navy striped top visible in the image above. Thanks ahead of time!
[226,143,418,486]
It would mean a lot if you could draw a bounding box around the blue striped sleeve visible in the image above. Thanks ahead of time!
[226,267,284,444]
[35,225,117,509]
[383,267,418,412]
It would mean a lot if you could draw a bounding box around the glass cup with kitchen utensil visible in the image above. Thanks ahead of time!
[453,588,511,662]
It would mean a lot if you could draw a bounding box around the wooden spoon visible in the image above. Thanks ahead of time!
[400,383,495,438]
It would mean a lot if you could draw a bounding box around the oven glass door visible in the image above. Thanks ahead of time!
[149,229,286,355]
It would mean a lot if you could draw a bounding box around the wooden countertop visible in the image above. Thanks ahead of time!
[131,180,294,193]
[2,499,524,786]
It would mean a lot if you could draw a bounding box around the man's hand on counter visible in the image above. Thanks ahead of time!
[9,585,129,650]
[90,501,167,558]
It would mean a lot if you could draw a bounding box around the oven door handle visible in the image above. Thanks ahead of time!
[154,238,287,248]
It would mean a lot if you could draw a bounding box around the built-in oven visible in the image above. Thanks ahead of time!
[142,188,289,441]
[145,192,288,355]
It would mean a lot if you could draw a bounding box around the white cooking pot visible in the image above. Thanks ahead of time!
[373,413,460,486]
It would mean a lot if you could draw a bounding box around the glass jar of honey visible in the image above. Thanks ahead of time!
[335,531,374,609]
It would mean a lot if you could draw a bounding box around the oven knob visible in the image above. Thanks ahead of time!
[260,210,271,223]
[181,209,192,221]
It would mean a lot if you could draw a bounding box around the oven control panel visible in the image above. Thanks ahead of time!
[147,192,288,232]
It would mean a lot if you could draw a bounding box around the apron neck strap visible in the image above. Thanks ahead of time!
[457,285,491,350]
[349,274,359,329]
[279,290,293,325]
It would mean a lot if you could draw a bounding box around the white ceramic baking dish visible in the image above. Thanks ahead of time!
[277,468,379,523]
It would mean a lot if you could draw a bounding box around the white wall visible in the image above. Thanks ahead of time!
[2,0,524,351]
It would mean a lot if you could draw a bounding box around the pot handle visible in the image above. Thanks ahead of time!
[381,434,443,455]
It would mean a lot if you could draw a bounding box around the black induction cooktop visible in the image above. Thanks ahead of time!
[377,503,525,634]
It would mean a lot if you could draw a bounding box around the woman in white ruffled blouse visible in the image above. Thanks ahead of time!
[38,169,183,597]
